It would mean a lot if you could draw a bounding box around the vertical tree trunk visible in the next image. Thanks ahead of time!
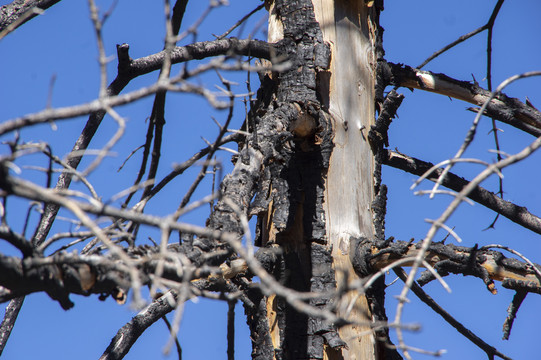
[315,1,381,359]
[247,1,384,359]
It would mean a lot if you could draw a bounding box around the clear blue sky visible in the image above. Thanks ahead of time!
[1,1,540,359]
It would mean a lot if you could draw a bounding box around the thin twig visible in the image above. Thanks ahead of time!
[216,3,265,40]
[394,267,511,360]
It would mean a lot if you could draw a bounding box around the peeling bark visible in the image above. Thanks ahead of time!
[313,1,385,358]
[250,0,392,358]
[248,0,343,358]
[351,239,541,294]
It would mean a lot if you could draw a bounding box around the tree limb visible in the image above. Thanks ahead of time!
[0,0,61,34]
[99,292,176,360]
[351,238,541,295]
[382,61,541,137]
[116,38,274,83]
[0,297,24,355]
[0,244,228,306]
[393,267,511,360]
[383,149,541,235]
[0,38,273,137]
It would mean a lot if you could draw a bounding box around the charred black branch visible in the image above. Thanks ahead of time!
[370,90,403,243]
[381,61,541,137]
[0,0,61,33]
[393,267,512,360]
[189,147,263,266]
[371,185,387,242]
[0,297,23,356]
[115,38,275,88]
[0,242,240,309]
[351,239,541,295]
[0,252,130,309]
[349,235,404,360]
[383,150,541,235]
[100,292,177,360]
[501,278,541,295]
[369,90,405,151]
[102,277,252,360]
[0,225,35,257]
[171,0,189,35]
[502,290,527,341]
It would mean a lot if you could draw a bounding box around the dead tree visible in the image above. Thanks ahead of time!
[0,0,540,359]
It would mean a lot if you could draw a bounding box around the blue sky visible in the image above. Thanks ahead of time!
[1,0,540,359]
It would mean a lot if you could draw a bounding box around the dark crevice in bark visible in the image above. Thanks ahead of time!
[244,288,275,360]
[246,0,339,358]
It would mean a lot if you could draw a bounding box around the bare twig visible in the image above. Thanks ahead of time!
[216,3,265,40]
[0,297,24,355]
[227,300,235,360]
[394,72,541,359]
[394,267,511,360]
[502,291,527,341]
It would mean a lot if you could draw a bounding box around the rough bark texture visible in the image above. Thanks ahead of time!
[249,0,392,358]
[247,0,341,358]
[2,2,541,359]
[351,239,541,294]
[379,61,541,137]
[0,0,61,32]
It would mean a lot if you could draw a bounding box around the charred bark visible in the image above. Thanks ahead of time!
[246,0,343,358]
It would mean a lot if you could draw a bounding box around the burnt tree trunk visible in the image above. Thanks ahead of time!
[244,1,394,359]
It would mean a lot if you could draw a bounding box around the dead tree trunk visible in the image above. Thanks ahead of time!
[315,2,383,359]
[245,1,393,359]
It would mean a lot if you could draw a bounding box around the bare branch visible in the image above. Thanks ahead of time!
[384,62,541,137]
[383,150,541,235]
[0,297,24,355]
[393,267,511,360]
[417,0,505,70]
[354,239,541,295]
[502,290,526,341]
[0,0,60,35]
[216,3,265,40]
[100,291,176,360]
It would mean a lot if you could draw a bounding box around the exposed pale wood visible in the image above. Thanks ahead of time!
[266,295,281,350]
[370,243,541,291]
[388,64,541,134]
[266,1,379,358]
[266,1,284,44]
[313,1,378,359]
